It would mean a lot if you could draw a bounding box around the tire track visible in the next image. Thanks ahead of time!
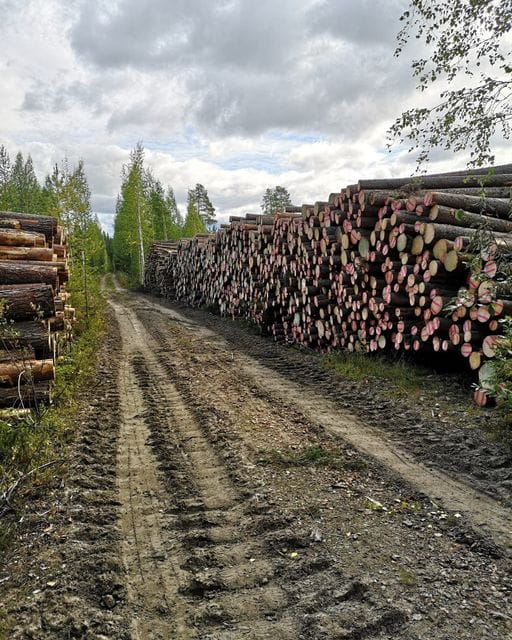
[111,293,408,640]
[114,300,192,639]
[130,294,512,553]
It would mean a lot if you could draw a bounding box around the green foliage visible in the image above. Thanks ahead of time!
[0,146,15,210]
[183,190,207,237]
[166,187,184,240]
[9,153,40,213]
[112,144,217,277]
[0,149,41,212]
[488,317,512,409]
[0,292,105,500]
[258,444,366,471]
[112,143,187,284]
[37,157,109,314]
[390,0,512,167]
[191,183,216,227]
[112,143,152,284]
[148,178,169,241]
[261,186,292,215]
[321,351,432,394]
[0,145,109,318]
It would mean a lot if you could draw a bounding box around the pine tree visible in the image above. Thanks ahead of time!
[261,188,273,216]
[40,163,66,219]
[261,186,292,215]
[39,173,60,216]
[182,189,207,237]
[193,183,216,227]
[0,145,108,323]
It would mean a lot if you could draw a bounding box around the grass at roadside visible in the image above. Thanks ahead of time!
[258,444,367,472]
[320,351,437,395]
[0,279,107,640]
[321,349,512,448]
[103,272,115,291]
[0,287,107,530]
[115,271,140,290]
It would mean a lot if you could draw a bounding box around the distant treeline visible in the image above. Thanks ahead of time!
[112,142,217,285]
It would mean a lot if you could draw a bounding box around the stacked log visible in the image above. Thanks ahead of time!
[0,211,73,409]
[144,166,512,406]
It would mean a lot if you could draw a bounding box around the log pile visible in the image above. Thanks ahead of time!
[144,165,512,406]
[0,211,74,409]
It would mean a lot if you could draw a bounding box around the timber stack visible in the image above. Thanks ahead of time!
[144,165,512,406]
[0,211,74,409]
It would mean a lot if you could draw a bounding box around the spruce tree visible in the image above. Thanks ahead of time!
[112,142,154,284]
[261,188,273,216]
[148,177,169,240]
[0,146,14,210]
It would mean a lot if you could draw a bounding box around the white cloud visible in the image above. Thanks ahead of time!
[0,0,508,236]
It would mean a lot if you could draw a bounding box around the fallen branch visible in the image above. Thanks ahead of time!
[0,458,64,516]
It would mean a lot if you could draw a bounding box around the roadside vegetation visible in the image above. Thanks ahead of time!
[0,145,109,547]
[321,349,512,449]
[321,351,435,395]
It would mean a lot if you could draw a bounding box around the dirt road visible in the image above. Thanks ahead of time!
[2,287,512,639]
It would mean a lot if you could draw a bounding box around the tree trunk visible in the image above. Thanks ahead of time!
[424,192,512,219]
[0,211,57,243]
[0,358,54,386]
[359,174,512,191]
[0,261,59,288]
[428,205,512,233]
[0,246,55,261]
[0,382,51,407]
[0,319,52,357]
[0,229,46,247]
[0,284,55,320]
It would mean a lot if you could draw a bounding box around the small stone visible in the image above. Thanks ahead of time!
[412,613,423,621]
[103,594,116,609]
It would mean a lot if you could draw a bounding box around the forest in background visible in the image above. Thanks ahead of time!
[112,143,217,285]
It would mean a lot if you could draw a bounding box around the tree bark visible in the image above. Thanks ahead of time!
[0,261,59,288]
[0,284,55,320]
[0,358,54,386]
[0,211,57,243]
[0,382,51,407]
[424,192,512,219]
[0,246,55,261]
[359,174,512,191]
[0,229,46,247]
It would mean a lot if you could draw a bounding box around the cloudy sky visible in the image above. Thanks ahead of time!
[0,0,508,233]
